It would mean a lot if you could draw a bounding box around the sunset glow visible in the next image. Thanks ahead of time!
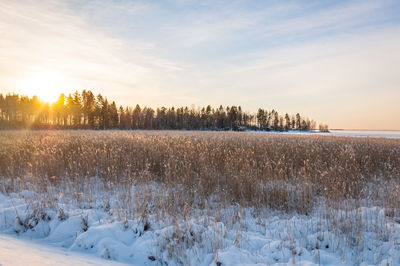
[19,70,74,103]
[0,0,399,129]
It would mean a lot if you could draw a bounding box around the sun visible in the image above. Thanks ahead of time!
[19,69,74,103]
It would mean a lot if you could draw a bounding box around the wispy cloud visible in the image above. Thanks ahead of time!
[0,0,182,103]
[0,0,399,129]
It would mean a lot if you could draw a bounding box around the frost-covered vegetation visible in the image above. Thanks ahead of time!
[0,131,399,265]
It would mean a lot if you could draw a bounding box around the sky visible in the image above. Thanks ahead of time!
[0,0,399,130]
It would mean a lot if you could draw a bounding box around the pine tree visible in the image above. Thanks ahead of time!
[0,90,326,131]
[257,109,266,128]
[72,91,82,127]
[53,94,65,126]
[83,91,96,128]
[285,113,290,131]
[296,113,301,130]
[109,101,119,128]
[66,94,74,126]
[132,104,141,129]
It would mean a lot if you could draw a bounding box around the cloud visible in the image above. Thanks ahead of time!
[0,0,399,129]
[0,0,182,103]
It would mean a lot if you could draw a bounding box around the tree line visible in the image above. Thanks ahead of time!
[0,91,327,131]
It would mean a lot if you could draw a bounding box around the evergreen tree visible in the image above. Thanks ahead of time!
[72,91,82,127]
[52,94,65,126]
[0,90,326,131]
[284,113,290,131]
[66,94,74,126]
[83,90,96,128]
[257,109,266,128]
[132,104,141,129]
[109,101,119,128]
[296,113,301,130]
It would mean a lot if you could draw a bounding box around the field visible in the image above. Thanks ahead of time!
[0,130,399,265]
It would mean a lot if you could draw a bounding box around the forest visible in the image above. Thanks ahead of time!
[0,90,326,131]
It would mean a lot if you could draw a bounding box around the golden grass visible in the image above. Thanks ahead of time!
[0,130,398,218]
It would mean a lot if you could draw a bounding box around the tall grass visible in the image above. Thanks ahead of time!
[0,131,399,213]
[0,130,399,263]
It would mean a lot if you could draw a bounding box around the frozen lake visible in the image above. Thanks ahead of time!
[327,130,400,139]
[248,129,400,139]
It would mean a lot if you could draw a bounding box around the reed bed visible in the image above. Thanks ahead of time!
[0,130,399,214]
[0,130,399,264]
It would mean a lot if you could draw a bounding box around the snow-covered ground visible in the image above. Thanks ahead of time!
[247,130,400,139]
[0,233,125,266]
[0,190,399,265]
[324,130,400,139]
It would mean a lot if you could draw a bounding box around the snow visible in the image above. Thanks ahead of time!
[323,130,400,139]
[0,190,399,265]
[246,130,400,139]
[0,233,125,266]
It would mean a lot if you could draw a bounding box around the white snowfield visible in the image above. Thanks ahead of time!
[247,130,400,139]
[0,233,126,266]
[0,191,399,266]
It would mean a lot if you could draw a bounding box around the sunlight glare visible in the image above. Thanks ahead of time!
[19,70,74,103]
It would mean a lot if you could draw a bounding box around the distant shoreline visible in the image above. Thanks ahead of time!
[330,129,400,131]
